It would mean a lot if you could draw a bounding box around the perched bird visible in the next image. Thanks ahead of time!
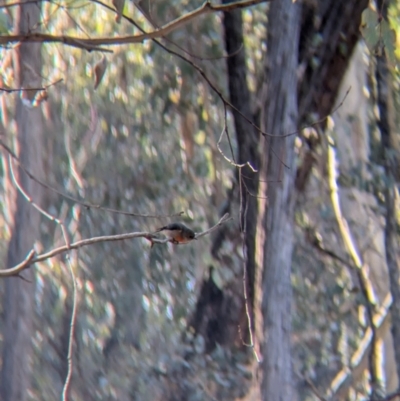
[112,0,125,23]
[155,223,196,244]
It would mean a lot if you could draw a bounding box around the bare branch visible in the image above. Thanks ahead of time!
[326,292,392,398]
[8,155,78,400]
[195,213,232,239]
[0,0,269,50]
[1,0,348,146]
[9,155,70,244]
[216,104,256,170]
[0,214,231,277]
[0,250,36,277]
[292,87,351,137]
[327,135,378,304]
[92,0,345,149]
[325,135,391,398]
[93,0,244,62]
[61,254,77,401]
[0,78,63,93]
[237,170,261,362]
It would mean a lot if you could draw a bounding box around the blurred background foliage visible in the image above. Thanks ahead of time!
[0,1,268,399]
[1,0,400,400]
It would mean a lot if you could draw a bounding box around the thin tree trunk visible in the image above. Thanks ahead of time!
[222,0,259,321]
[255,1,301,400]
[0,1,44,400]
[188,2,260,352]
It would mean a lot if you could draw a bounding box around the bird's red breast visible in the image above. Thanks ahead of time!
[155,223,196,244]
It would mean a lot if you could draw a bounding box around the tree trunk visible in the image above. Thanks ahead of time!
[255,1,301,400]
[0,1,44,400]
[188,2,260,352]
[295,0,369,192]
[222,0,259,313]
[376,0,400,383]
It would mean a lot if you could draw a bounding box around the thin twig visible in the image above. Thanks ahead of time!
[325,292,392,398]
[0,214,231,277]
[240,176,268,200]
[9,154,77,401]
[9,155,70,243]
[90,0,348,180]
[6,250,36,276]
[195,213,232,239]
[2,0,348,144]
[0,0,269,49]
[294,370,328,401]
[293,87,351,137]
[1,1,347,140]
[0,140,183,218]
[0,78,63,93]
[306,230,354,268]
[61,254,77,401]
[216,108,257,171]
[238,169,260,362]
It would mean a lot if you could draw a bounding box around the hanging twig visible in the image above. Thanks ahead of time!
[8,154,78,401]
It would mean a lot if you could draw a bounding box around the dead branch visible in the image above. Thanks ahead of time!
[326,131,392,397]
[0,78,63,93]
[327,135,377,304]
[8,154,78,401]
[195,213,231,239]
[0,0,269,51]
[1,250,36,277]
[325,293,392,399]
[0,214,231,277]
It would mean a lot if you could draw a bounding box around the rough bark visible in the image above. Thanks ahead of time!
[189,0,369,359]
[295,0,369,192]
[298,0,369,119]
[255,1,301,400]
[0,1,44,400]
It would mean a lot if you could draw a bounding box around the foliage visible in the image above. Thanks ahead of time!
[0,0,268,399]
[1,0,400,399]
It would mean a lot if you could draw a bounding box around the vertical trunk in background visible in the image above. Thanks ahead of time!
[255,1,300,400]
[375,0,400,382]
[189,3,259,352]
[222,0,259,318]
[0,1,44,400]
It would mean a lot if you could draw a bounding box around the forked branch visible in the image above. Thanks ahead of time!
[0,0,269,51]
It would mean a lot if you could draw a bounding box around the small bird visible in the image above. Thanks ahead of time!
[155,223,196,244]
